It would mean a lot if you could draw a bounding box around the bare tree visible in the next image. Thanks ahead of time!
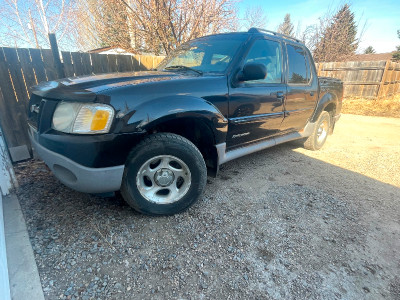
[70,0,134,51]
[0,0,75,48]
[242,5,268,30]
[73,0,238,54]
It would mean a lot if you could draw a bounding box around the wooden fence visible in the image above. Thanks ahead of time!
[0,46,164,162]
[316,60,400,99]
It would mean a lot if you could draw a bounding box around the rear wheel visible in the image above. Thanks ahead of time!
[121,133,207,215]
[304,111,331,151]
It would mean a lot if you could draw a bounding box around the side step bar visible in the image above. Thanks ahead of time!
[216,122,315,165]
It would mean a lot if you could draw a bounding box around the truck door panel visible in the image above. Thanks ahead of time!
[228,38,286,148]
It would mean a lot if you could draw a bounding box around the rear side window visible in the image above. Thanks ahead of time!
[287,44,309,84]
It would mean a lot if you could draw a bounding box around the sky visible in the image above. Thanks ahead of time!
[0,0,398,54]
[238,0,400,53]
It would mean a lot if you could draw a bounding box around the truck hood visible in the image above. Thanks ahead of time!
[31,71,191,102]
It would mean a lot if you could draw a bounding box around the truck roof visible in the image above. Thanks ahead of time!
[198,28,304,46]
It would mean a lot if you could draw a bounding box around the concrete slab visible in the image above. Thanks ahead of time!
[9,145,30,162]
[0,193,11,300]
[3,194,44,300]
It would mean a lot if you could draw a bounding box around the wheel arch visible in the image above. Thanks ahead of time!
[311,92,337,123]
[126,96,227,177]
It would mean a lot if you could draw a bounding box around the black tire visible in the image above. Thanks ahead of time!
[120,133,207,215]
[303,111,331,151]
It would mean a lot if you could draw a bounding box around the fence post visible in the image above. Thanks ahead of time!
[48,33,65,79]
[377,60,390,99]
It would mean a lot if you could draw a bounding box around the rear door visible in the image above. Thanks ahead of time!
[227,38,286,148]
[280,43,318,131]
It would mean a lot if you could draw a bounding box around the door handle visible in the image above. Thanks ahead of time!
[309,91,314,96]
[276,91,284,100]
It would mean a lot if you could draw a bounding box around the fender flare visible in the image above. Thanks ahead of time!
[126,95,228,144]
[311,92,338,122]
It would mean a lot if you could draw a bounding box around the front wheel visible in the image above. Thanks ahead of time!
[303,111,331,151]
[120,133,207,215]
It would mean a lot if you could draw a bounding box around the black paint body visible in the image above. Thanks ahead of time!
[28,31,343,169]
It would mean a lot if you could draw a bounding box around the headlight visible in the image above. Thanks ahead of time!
[52,102,114,134]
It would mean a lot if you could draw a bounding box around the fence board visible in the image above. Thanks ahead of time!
[0,62,20,149]
[81,53,92,75]
[0,48,31,156]
[41,49,58,81]
[107,54,118,72]
[61,51,75,77]
[90,53,105,74]
[29,48,48,83]
[116,55,132,72]
[71,52,84,76]
[17,48,37,91]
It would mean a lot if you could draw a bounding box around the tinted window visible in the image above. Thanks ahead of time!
[243,39,282,84]
[287,44,308,84]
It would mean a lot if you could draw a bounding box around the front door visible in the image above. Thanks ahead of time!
[227,38,286,149]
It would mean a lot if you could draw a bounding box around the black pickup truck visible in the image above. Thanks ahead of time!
[28,28,343,215]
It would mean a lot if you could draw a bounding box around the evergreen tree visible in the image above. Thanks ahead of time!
[313,4,358,62]
[364,46,375,54]
[277,14,294,36]
[393,30,400,61]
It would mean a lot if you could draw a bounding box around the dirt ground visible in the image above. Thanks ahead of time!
[15,114,400,300]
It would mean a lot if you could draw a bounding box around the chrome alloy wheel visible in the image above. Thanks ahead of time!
[316,119,329,145]
[136,155,191,204]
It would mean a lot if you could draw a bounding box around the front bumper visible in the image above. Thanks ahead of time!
[29,126,124,193]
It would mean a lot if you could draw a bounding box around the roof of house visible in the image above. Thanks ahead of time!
[87,46,137,55]
[347,52,394,62]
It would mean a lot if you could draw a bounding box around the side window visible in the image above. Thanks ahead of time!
[243,39,282,84]
[287,44,309,84]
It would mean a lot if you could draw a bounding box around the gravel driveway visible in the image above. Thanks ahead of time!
[15,114,400,300]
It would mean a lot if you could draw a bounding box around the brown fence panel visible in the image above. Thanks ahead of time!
[90,53,107,74]
[316,60,400,99]
[116,55,133,72]
[29,48,48,83]
[41,49,58,81]
[0,50,22,150]
[70,52,85,76]
[107,54,118,73]
[81,53,93,75]
[17,48,38,89]
[61,51,75,77]
[0,48,31,161]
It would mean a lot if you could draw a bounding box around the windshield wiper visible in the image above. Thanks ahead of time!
[164,65,203,75]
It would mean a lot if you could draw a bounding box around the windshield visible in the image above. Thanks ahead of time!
[158,35,246,74]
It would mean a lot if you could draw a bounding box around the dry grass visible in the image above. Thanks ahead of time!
[342,94,400,118]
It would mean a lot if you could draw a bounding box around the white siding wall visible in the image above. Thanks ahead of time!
[0,126,15,196]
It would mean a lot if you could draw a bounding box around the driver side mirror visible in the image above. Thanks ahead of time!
[238,63,267,82]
